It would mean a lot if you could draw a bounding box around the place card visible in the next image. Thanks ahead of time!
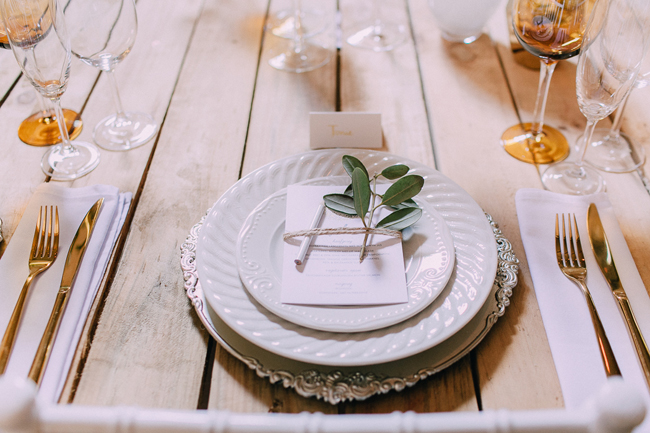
[281,184,408,306]
[309,112,382,149]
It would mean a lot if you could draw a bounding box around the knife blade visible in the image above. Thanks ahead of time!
[587,203,650,389]
[27,198,103,386]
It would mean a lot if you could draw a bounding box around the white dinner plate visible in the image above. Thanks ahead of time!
[235,177,455,333]
[196,149,497,366]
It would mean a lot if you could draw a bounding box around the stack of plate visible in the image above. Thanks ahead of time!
[181,149,518,404]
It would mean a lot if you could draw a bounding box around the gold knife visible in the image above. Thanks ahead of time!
[587,203,650,389]
[27,198,103,386]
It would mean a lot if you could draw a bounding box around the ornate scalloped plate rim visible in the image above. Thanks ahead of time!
[181,212,518,404]
[235,179,456,333]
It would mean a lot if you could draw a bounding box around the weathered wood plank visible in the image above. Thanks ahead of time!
[336,0,477,413]
[206,0,338,413]
[68,0,213,408]
[411,0,564,411]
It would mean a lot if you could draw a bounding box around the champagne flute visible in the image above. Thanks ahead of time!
[0,25,83,146]
[346,1,407,52]
[63,0,157,151]
[268,0,330,73]
[583,0,650,173]
[501,0,596,164]
[1,0,100,180]
[542,0,644,194]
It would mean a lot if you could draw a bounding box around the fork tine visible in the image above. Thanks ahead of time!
[555,214,563,266]
[44,206,52,257]
[53,206,59,258]
[561,214,570,266]
[568,213,578,267]
[573,214,586,267]
[31,207,42,259]
[37,207,47,259]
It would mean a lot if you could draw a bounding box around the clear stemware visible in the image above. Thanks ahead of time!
[582,0,650,173]
[501,0,595,165]
[541,0,644,194]
[268,0,330,73]
[346,1,407,52]
[64,0,157,151]
[0,0,100,180]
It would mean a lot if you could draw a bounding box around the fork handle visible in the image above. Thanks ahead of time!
[0,273,37,374]
[580,283,621,377]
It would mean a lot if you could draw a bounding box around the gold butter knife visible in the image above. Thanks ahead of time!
[28,198,103,386]
[587,203,650,389]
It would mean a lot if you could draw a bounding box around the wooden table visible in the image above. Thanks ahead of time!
[1,0,650,415]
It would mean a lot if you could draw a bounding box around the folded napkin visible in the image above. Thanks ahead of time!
[516,189,650,430]
[0,184,131,403]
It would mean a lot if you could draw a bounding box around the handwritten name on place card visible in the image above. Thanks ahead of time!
[309,112,382,149]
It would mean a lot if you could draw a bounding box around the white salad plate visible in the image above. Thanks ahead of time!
[235,176,456,333]
[195,149,498,367]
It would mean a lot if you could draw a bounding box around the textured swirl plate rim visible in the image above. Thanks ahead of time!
[235,177,455,333]
[195,149,497,366]
[182,212,518,404]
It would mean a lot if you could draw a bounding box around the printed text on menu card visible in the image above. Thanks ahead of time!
[281,185,408,306]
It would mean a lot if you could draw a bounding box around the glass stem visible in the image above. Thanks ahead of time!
[572,119,597,177]
[372,1,382,36]
[35,90,52,120]
[51,97,75,156]
[608,90,632,138]
[531,60,558,136]
[292,0,304,54]
[106,69,128,122]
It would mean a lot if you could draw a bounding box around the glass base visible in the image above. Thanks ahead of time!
[18,109,83,147]
[582,128,646,173]
[346,21,407,52]
[541,162,605,195]
[501,123,570,164]
[41,141,101,181]
[94,111,158,151]
[268,42,331,73]
[440,30,480,44]
[268,8,327,38]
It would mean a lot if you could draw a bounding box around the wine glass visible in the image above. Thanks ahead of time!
[268,0,330,73]
[541,0,644,194]
[346,1,407,52]
[501,0,596,164]
[63,0,157,151]
[0,0,100,180]
[0,25,83,146]
[583,0,650,173]
[268,4,327,39]
[428,0,499,44]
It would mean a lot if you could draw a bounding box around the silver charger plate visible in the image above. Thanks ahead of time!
[181,212,518,404]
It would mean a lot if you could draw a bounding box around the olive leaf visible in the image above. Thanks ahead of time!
[376,207,423,231]
[390,198,419,210]
[342,155,369,179]
[380,175,424,207]
[381,164,409,180]
[351,167,370,221]
[323,193,356,215]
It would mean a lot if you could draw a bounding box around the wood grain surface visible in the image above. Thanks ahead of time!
[1,0,649,416]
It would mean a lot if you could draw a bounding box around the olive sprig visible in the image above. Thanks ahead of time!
[323,155,425,261]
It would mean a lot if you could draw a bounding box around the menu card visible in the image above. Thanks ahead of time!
[281,185,408,306]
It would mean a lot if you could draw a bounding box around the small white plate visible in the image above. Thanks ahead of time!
[236,177,455,333]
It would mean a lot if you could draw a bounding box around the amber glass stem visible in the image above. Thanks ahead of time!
[531,60,558,136]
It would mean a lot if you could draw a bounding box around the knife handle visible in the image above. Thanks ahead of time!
[616,293,650,389]
[28,288,71,385]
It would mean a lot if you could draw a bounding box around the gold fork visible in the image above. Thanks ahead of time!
[556,213,620,377]
[0,206,59,374]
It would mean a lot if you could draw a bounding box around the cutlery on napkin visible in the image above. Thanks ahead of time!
[516,189,650,431]
[0,184,131,403]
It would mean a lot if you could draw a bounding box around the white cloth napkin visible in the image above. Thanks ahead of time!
[0,184,131,403]
[516,189,650,431]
